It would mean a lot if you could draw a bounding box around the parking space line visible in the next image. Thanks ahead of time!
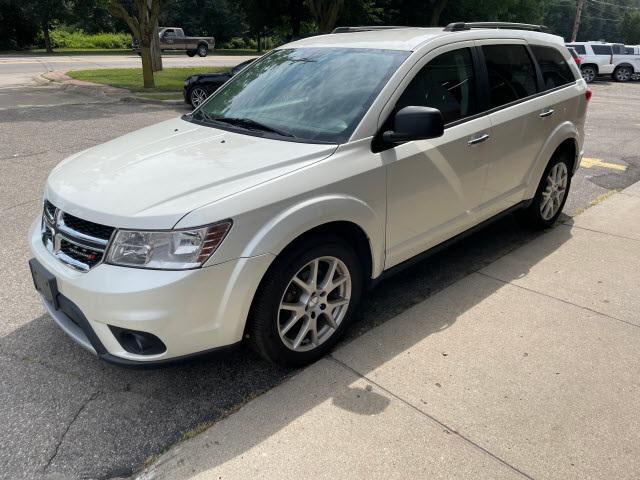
[581,157,627,171]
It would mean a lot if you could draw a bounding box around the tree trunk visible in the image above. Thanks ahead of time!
[42,21,53,53]
[151,21,163,72]
[429,0,448,27]
[140,45,155,88]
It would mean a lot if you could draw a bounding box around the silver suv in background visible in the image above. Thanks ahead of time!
[30,22,589,366]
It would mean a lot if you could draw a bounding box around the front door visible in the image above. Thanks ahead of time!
[383,44,492,268]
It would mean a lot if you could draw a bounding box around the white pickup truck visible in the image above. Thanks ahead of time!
[566,41,640,82]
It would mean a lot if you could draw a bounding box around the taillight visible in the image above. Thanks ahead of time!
[585,89,592,101]
[575,56,582,65]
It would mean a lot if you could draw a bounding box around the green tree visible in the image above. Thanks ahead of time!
[308,0,345,33]
[107,0,163,87]
[25,0,71,52]
[620,10,640,43]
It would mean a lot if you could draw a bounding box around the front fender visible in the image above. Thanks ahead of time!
[523,121,580,199]
[240,195,385,279]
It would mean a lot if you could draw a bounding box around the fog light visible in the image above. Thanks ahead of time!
[109,326,166,355]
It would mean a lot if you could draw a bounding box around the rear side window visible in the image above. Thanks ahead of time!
[482,44,538,108]
[396,47,478,124]
[591,45,612,55]
[566,44,586,55]
[531,45,576,89]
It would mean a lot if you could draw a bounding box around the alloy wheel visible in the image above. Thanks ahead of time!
[277,256,351,352]
[540,162,568,220]
[581,67,596,83]
[615,67,631,82]
[190,87,208,107]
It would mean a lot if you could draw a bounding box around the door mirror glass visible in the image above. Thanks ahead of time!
[383,106,444,144]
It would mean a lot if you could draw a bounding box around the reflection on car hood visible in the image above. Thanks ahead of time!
[45,117,338,229]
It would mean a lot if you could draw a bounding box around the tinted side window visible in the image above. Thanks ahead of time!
[396,47,478,124]
[531,45,576,89]
[612,44,625,54]
[566,44,586,55]
[591,45,612,55]
[482,44,538,108]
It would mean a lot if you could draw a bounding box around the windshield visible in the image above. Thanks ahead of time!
[190,47,409,143]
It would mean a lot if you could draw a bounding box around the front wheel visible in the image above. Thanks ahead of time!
[189,87,209,107]
[247,236,363,366]
[197,44,208,57]
[581,65,596,83]
[614,66,632,82]
[517,156,572,229]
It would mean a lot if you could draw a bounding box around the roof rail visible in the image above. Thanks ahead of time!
[444,22,550,33]
[331,26,409,34]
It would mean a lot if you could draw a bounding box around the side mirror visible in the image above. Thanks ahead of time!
[383,106,444,144]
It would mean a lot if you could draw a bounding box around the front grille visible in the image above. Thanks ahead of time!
[41,201,114,271]
[61,212,115,241]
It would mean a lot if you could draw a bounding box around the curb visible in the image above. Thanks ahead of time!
[37,70,187,106]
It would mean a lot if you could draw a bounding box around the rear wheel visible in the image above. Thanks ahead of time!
[517,155,572,229]
[197,44,208,57]
[614,66,632,82]
[246,236,363,366]
[186,50,196,57]
[581,65,596,83]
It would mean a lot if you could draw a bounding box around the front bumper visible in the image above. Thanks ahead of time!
[29,218,274,365]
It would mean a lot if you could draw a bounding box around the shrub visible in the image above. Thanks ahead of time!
[48,28,131,49]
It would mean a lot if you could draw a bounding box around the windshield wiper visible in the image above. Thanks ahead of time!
[212,117,295,138]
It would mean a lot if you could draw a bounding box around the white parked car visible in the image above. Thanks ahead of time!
[30,22,589,366]
[566,41,640,82]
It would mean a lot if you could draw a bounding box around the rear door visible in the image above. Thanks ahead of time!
[174,28,186,49]
[476,40,550,213]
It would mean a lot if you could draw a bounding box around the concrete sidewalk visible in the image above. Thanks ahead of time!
[136,184,640,480]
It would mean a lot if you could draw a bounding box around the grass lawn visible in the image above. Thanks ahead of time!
[67,66,229,92]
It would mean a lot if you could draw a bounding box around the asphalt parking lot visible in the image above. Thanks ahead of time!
[1,79,639,480]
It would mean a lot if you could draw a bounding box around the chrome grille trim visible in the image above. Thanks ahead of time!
[41,201,115,272]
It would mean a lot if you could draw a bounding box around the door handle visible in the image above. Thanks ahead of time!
[468,133,490,145]
[539,108,555,118]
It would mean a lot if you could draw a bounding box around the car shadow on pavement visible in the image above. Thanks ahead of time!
[0,213,573,479]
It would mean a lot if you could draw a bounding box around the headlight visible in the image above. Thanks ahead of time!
[106,220,232,270]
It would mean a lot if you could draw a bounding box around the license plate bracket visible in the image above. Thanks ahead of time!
[29,258,59,309]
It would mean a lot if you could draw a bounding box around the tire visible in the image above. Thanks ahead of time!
[517,155,572,230]
[581,65,596,83]
[246,235,363,366]
[614,66,632,82]
[189,86,209,107]
[197,44,208,57]
[186,50,196,57]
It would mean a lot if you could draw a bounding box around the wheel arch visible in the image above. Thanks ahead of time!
[581,63,599,73]
[238,195,384,281]
[615,62,634,72]
[524,123,580,199]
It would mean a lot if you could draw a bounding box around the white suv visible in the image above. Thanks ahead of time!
[565,41,640,82]
[29,22,589,366]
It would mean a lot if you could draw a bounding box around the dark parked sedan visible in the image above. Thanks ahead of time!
[183,58,256,107]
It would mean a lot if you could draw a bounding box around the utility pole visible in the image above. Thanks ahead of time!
[571,0,586,42]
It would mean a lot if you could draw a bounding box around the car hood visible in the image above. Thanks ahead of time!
[45,117,338,229]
